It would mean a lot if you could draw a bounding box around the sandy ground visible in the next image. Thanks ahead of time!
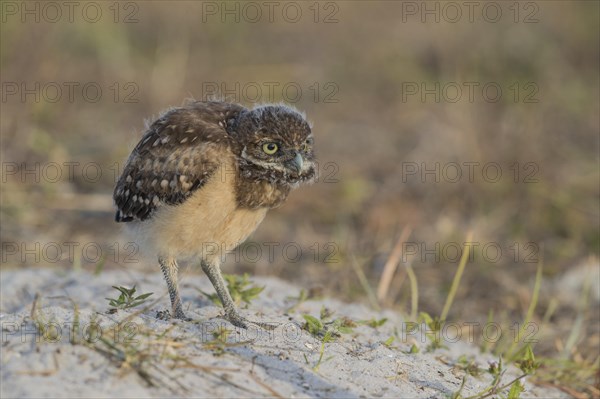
[1,268,566,398]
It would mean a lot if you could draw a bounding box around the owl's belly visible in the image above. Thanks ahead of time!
[135,167,267,261]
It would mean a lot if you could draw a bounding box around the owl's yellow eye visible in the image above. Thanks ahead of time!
[262,142,278,154]
[301,138,312,152]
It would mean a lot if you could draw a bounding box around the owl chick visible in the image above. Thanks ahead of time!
[113,101,316,328]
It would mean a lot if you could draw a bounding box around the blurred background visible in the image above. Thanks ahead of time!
[1,1,598,394]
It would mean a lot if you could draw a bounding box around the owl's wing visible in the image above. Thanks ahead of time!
[113,101,245,222]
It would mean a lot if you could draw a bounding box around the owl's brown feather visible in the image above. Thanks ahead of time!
[114,101,245,222]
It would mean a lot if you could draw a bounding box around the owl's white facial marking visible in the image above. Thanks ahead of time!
[241,146,288,172]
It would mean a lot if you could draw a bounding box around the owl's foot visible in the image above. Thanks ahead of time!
[224,309,278,330]
[156,309,172,320]
[225,309,249,329]
[252,320,279,331]
[201,260,277,330]
[174,309,192,321]
[156,308,191,321]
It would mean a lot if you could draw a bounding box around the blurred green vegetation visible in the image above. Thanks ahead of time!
[1,1,598,391]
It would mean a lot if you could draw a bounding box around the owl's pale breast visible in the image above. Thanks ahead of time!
[132,158,268,261]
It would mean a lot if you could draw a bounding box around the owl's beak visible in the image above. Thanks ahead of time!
[288,152,304,173]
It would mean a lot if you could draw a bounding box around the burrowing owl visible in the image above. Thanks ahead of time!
[113,101,316,328]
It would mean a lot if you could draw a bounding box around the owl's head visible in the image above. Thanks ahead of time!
[229,104,317,185]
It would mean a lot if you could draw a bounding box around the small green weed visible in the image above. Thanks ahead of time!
[455,355,483,377]
[302,307,355,339]
[285,289,310,312]
[358,317,388,328]
[203,326,231,356]
[382,336,395,348]
[418,311,446,351]
[450,348,540,399]
[302,308,355,371]
[106,285,154,311]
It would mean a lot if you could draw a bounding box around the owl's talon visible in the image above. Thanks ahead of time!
[253,321,278,330]
[225,311,249,329]
[156,309,171,320]
[174,310,192,321]
[156,309,191,321]
[224,311,277,330]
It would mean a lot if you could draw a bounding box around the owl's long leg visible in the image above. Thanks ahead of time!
[200,259,248,328]
[158,256,188,320]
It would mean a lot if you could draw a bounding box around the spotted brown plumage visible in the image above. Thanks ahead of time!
[114,101,244,222]
[113,100,316,328]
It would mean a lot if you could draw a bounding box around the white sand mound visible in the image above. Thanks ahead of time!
[1,268,564,398]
